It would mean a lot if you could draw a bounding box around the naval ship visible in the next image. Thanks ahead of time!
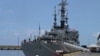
[21,0,84,56]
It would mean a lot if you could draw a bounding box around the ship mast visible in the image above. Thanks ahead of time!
[38,24,41,37]
[59,0,68,28]
[53,6,57,28]
[98,34,100,40]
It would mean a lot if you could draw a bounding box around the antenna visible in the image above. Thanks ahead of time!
[59,0,68,28]
[65,13,68,24]
[38,24,41,36]
[29,33,32,41]
[53,6,57,28]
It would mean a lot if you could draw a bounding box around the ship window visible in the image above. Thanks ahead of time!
[63,38,68,40]
[51,40,56,43]
[43,41,47,44]
[66,38,69,40]
[76,35,79,38]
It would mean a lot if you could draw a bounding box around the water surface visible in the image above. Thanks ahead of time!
[0,50,25,56]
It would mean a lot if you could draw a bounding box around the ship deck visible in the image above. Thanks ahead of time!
[63,52,100,56]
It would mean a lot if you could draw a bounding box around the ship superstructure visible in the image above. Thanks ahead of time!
[97,34,100,45]
[21,0,80,56]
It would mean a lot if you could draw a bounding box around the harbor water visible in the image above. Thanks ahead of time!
[0,50,100,56]
[0,50,25,56]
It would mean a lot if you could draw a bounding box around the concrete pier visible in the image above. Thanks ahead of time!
[63,52,100,56]
[0,45,22,50]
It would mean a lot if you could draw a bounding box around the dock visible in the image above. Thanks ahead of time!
[0,45,22,50]
[63,52,100,56]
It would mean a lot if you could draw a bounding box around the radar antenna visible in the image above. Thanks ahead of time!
[53,6,57,28]
[59,0,68,28]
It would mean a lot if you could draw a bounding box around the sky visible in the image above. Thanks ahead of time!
[0,0,100,45]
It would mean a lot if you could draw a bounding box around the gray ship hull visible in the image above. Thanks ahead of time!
[22,41,75,56]
[22,41,64,56]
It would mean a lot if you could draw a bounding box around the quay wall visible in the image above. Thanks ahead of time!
[0,45,22,50]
